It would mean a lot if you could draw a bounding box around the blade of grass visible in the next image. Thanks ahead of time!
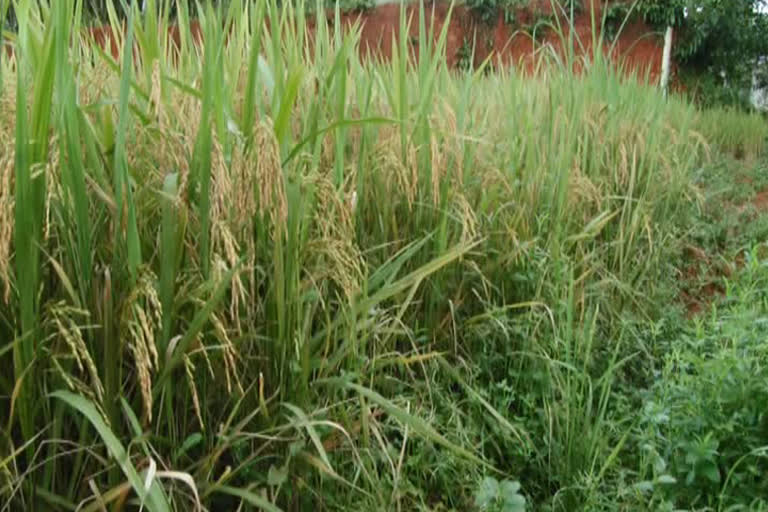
[13,0,57,442]
[159,172,183,355]
[54,0,92,291]
[153,260,242,396]
[240,0,266,137]
[319,380,491,469]
[113,0,141,281]
[210,485,283,512]
[51,390,171,512]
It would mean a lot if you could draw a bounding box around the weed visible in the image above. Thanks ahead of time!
[474,477,526,511]
[457,37,474,71]
[603,2,632,42]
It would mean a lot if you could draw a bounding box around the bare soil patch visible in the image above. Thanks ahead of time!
[679,184,768,317]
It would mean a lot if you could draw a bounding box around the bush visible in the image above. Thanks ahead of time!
[633,248,768,510]
[465,0,507,24]
[639,0,768,110]
[602,1,633,42]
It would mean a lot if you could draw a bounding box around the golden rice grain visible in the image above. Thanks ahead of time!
[0,152,14,303]
[122,270,162,424]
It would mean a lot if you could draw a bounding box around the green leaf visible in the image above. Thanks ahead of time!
[633,480,654,493]
[154,261,242,396]
[159,172,183,351]
[438,357,529,447]
[241,0,267,134]
[499,479,521,498]
[656,474,677,485]
[282,117,396,167]
[175,433,204,462]
[51,391,171,512]
[212,485,283,512]
[702,463,721,483]
[475,476,499,508]
[282,403,334,474]
[267,464,288,486]
[322,380,490,469]
[112,1,141,280]
[273,68,303,152]
[499,480,525,511]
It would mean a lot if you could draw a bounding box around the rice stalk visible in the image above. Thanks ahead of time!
[0,151,14,303]
[47,301,105,403]
[253,119,287,232]
[183,355,204,431]
[122,269,162,424]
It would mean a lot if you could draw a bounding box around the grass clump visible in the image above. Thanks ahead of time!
[695,106,768,159]
[0,0,766,510]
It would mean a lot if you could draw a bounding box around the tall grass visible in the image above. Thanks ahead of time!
[696,106,768,159]
[0,0,760,509]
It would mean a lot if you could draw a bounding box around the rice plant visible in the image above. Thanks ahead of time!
[0,0,764,510]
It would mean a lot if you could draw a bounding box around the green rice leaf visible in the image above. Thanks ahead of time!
[51,391,171,512]
[211,485,283,512]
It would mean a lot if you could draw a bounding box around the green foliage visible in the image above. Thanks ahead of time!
[527,9,554,40]
[564,0,584,14]
[1,0,768,511]
[680,69,759,110]
[632,248,768,509]
[638,0,768,106]
[52,391,173,512]
[466,0,580,30]
[603,1,632,41]
[474,477,526,511]
[324,0,375,11]
[695,106,768,157]
[465,0,528,24]
[466,0,505,24]
[637,0,686,27]
[457,37,474,71]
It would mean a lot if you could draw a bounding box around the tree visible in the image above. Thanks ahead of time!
[639,0,768,104]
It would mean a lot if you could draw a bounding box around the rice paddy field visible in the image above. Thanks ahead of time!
[2,1,768,510]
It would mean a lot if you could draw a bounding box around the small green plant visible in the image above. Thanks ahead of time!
[529,11,554,41]
[631,242,768,510]
[680,434,721,487]
[466,0,503,24]
[467,0,524,25]
[457,37,474,72]
[474,477,526,511]
[503,7,515,25]
[324,0,374,11]
[603,2,632,42]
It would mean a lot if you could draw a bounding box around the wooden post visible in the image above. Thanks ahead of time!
[660,25,674,97]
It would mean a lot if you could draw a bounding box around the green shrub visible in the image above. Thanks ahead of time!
[602,1,633,42]
[465,0,505,24]
[633,248,768,510]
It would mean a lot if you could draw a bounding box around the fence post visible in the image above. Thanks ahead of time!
[660,25,673,97]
